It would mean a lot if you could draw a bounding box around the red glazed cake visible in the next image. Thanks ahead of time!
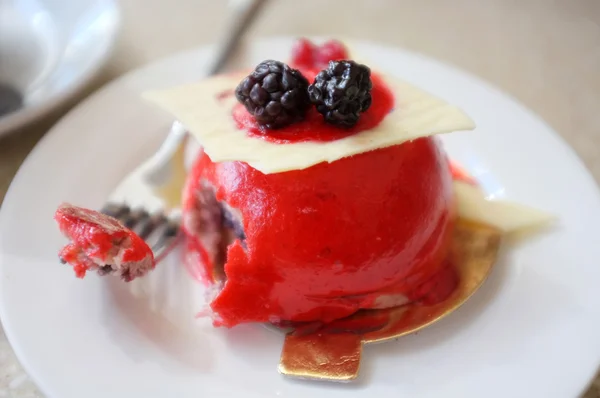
[145,39,477,328]
[182,138,456,327]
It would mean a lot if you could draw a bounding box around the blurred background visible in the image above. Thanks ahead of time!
[0,0,599,396]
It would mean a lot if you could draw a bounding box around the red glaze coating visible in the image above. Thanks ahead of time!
[183,137,456,327]
[233,73,394,143]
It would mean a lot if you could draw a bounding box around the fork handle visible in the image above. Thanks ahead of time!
[207,0,270,75]
[144,122,188,186]
[142,0,269,189]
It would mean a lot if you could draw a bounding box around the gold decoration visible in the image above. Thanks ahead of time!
[279,333,362,381]
[279,219,502,381]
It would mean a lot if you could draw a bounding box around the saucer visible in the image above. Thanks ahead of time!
[0,0,120,136]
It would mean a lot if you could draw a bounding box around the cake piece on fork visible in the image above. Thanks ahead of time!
[54,203,155,281]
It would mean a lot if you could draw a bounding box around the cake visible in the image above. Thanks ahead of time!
[145,39,479,328]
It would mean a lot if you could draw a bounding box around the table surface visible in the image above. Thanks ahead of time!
[1,0,600,396]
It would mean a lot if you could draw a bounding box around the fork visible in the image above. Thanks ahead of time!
[100,202,181,263]
[99,0,269,260]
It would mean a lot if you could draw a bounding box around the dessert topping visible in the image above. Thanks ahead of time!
[235,60,310,129]
[143,73,475,174]
[309,60,373,127]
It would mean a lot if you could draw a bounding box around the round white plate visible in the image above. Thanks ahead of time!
[0,0,120,136]
[2,37,600,398]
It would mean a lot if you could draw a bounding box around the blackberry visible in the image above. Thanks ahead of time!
[308,60,372,128]
[235,60,310,129]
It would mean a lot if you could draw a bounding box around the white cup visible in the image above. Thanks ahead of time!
[0,0,61,103]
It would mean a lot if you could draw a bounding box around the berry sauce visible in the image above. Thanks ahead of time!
[232,72,394,143]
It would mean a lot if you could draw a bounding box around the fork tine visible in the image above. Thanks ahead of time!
[152,219,180,251]
[147,218,172,250]
[101,203,130,219]
[100,202,181,260]
[136,213,165,239]
[153,225,182,262]
[122,208,150,229]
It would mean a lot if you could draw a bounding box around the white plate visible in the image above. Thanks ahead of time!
[2,37,600,398]
[0,0,120,136]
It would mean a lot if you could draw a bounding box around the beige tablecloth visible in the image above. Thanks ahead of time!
[1,0,600,396]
